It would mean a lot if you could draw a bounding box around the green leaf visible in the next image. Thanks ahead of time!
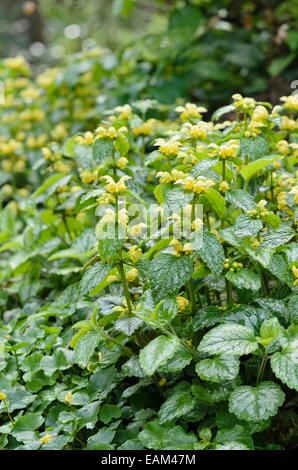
[40,348,73,376]
[114,316,143,336]
[92,138,113,163]
[226,268,261,291]
[268,53,295,77]
[257,318,281,347]
[198,323,258,356]
[271,340,298,391]
[98,239,123,264]
[197,232,225,274]
[226,190,256,211]
[240,155,279,181]
[212,104,236,121]
[164,186,193,212]
[158,383,196,424]
[202,189,226,218]
[159,347,192,373]
[13,413,44,433]
[74,330,101,368]
[33,174,71,198]
[139,335,180,376]
[215,442,250,450]
[139,419,197,450]
[149,253,193,298]
[234,215,262,238]
[195,355,240,383]
[86,427,115,450]
[260,224,295,249]
[240,137,269,161]
[229,382,285,422]
[215,424,254,449]
[99,404,122,424]
[80,262,112,295]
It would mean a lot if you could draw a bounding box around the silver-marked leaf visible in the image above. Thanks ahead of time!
[139,335,180,376]
[158,383,196,424]
[198,323,258,356]
[226,268,261,291]
[197,232,225,274]
[271,340,298,391]
[234,215,262,238]
[195,355,240,382]
[229,381,285,422]
[149,253,193,298]
[80,262,112,295]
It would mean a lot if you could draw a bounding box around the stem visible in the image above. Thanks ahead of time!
[225,278,233,307]
[222,158,226,181]
[256,353,268,385]
[3,400,14,424]
[117,261,133,314]
[100,330,133,357]
[187,279,196,314]
[253,262,268,296]
[270,171,274,203]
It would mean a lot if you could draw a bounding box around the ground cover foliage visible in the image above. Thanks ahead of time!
[0,56,298,450]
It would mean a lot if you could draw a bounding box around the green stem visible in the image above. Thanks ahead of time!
[270,171,274,204]
[3,400,14,424]
[256,353,268,385]
[187,279,196,314]
[117,261,133,314]
[222,158,226,181]
[225,278,233,307]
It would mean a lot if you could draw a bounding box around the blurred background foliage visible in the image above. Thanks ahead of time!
[0,0,297,109]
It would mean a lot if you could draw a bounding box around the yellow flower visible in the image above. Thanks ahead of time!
[102,175,131,194]
[232,94,256,112]
[280,117,298,131]
[170,239,183,255]
[76,131,94,145]
[277,191,288,210]
[280,95,298,111]
[155,138,181,158]
[129,223,147,237]
[118,208,129,226]
[126,268,138,283]
[39,434,53,445]
[251,105,269,122]
[128,246,142,263]
[132,120,155,136]
[182,242,193,254]
[0,391,7,401]
[157,171,172,184]
[95,126,127,140]
[158,378,166,386]
[175,103,207,121]
[218,139,239,159]
[182,122,210,140]
[175,175,214,194]
[21,87,40,100]
[64,391,73,403]
[292,266,298,279]
[171,169,185,181]
[4,56,30,73]
[114,104,132,120]
[80,169,98,184]
[191,218,204,231]
[176,296,189,312]
[276,140,289,155]
[289,185,298,204]
[117,157,129,169]
[219,181,230,192]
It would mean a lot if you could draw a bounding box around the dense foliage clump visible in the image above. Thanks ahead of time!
[0,56,298,450]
